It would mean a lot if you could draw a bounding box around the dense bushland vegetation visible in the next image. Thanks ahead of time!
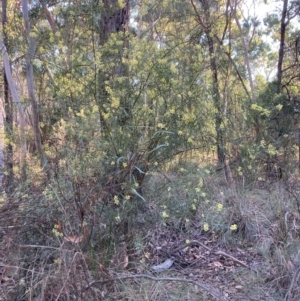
[1,0,300,300]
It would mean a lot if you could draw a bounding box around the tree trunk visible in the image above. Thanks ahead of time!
[277,0,289,93]
[192,0,234,185]
[206,34,225,163]
[22,0,46,167]
[99,0,130,127]
[99,0,134,243]
[100,0,129,44]
[230,0,255,101]
[196,0,225,164]
[2,0,14,192]
[39,0,58,33]
[0,39,27,177]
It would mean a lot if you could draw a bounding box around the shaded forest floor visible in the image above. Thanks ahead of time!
[1,162,300,301]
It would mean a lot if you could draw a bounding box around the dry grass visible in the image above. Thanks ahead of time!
[2,162,300,300]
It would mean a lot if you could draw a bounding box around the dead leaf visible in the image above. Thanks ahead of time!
[57,220,63,233]
[123,252,129,269]
[235,285,243,290]
[1,276,11,283]
[212,261,223,267]
[63,225,89,244]
[225,287,237,294]
[286,260,295,271]
[64,235,84,243]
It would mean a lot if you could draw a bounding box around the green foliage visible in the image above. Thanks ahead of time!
[3,1,300,299]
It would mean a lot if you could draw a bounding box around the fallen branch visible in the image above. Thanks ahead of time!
[82,273,229,301]
[171,240,249,269]
[213,250,248,269]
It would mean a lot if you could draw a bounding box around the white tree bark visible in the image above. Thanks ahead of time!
[230,0,255,101]
[0,39,27,169]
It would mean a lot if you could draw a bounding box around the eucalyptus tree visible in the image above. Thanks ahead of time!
[1,0,28,184]
[263,0,300,93]
[275,0,300,93]
[229,0,259,101]
[22,0,46,167]
[188,0,237,184]
[2,0,13,192]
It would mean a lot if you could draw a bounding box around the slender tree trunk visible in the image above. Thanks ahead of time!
[22,0,46,167]
[192,0,234,185]
[198,0,225,165]
[39,0,58,33]
[2,0,14,192]
[277,0,289,93]
[206,34,224,163]
[230,0,255,101]
[0,39,27,175]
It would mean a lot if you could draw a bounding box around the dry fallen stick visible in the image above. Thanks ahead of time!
[213,251,249,269]
[171,240,249,269]
[82,273,229,301]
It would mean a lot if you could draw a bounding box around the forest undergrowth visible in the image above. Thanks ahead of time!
[1,0,300,300]
[1,156,300,301]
